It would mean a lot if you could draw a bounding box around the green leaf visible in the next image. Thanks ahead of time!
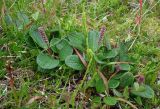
[95,77,106,93]
[17,12,30,30]
[104,35,111,50]
[50,39,73,60]
[131,85,154,98]
[105,48,118,58]
[119,64,130,71]
[56,39,69,50]
[93,54,106,64]
[50,38,61,53]
[120,54,129,62]
[68,32,85,51]
[111,73,124,79]
[17,12,30,25]
[113,89,123,97]
[95,52,106,61]
[103,97,117,105]
[134,82,140,91]
[134,83,146,92]
[57,40,73,60]
[29,27,48,49]
[65,55,84,70]
[120,72,134,87]
[88,30,99,52]
[31,11,39,21]
[123,86,129,99]
[4,14,13,25]
[15,20,23,30]
[59,46,73,60]
[108,79,120,89]
[36,52,59,69]
[119,42,129,61]
[134,97,142,105]
[92,97,101,103]
[37,65,50,73]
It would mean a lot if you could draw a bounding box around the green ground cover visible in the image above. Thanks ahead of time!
[0,0,160,109]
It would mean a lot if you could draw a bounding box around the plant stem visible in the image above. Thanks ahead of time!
[96,68,109,94]
[71,51,93,107]
[116,98,138,109]
[74,48,87,67]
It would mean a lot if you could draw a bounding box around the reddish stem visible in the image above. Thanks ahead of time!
[73,48,87,67]
[6,61,14,88]
[139,0,143,24]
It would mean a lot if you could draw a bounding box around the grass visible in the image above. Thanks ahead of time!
[0,0,160,109]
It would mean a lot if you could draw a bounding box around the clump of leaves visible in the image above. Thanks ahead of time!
[29,25,154,108]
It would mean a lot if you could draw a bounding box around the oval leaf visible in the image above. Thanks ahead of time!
[50,38,61,53]
[119,64,130,71]
[58,40,73,60]
[95,77,105,93]
[68,32,85,51]
[131,85,154,98]
[113,89,123,97]
[92,97,101,103]
[59,46,73,60]
[50,39,73,60]
[29,27,48,49]
[103,97,117,105]
[37,53,59,69]
[56,39,69,50]
[65,55,84,70]
[105,49,118,58]
[120,72,134,87]
[108,79,120,89]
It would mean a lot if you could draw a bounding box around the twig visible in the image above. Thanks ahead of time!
[96,68,110,109]
[74,48,109,107]
[24,20,34,30]
[108,72,118,82]
[0,56,21,58]
[106,61,144,67]
[74,48,87,67]
[74,48,109,96]
[116,98,138,109]
[70,53,92,107]
[96,68,109,94]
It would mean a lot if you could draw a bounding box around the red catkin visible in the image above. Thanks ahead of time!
[98,26,106,45]
[38,27,49,45]
[38,27,52,55]
[136,74,145,84]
